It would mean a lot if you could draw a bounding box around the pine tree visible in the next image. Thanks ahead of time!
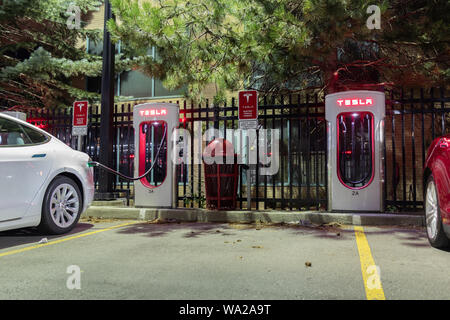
[0,0,150,110]
[108,0,449,99]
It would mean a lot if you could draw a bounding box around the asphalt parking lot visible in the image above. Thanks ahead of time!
[0,218,449,300]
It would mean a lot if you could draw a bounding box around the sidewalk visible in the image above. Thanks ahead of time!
[82,201,425,227]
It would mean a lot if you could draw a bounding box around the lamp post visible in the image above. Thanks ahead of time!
[97,0,116,198]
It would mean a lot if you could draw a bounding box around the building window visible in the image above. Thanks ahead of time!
[119,70,153,98]
[86,38,185,99]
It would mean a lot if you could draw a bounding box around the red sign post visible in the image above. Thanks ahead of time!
[238,91,259,210]
[73,101,88,127]
[238,90,258,120]
[238,90,258,130]
[72,101,88,150]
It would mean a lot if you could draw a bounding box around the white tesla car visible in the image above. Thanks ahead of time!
[0,112,95,234]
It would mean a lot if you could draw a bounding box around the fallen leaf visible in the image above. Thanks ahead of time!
[321,222,342,228]
[147,218,166,224]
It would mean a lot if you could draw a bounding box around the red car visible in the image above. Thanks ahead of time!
[424,134,450,248]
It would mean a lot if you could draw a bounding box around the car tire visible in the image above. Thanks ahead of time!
[38,176,82,235]
[424,174,450,248]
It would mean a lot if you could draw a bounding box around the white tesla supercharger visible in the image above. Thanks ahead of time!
[325,91,385,212]
[133,103,179,208]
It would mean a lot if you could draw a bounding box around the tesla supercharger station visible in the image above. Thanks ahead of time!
[133,103,179,208]
[325,90,385,212]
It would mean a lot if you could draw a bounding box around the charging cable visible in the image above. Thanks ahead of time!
[88,125,167,181]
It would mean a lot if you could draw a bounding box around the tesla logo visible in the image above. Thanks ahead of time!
[243,93,253,103]
[77,103,84,112]
[337,98,374,107]
[140,109,167,117]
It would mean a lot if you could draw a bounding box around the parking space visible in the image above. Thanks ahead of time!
[363,226,450,299]
[0,220,448,300]
[0,223,95,252]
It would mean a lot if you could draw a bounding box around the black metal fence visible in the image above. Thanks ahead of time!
[177,95,327,211]
[25,87,449,212]
[384,88,449,211]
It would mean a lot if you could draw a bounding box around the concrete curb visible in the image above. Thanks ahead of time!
[82,206,425,227]
[91,199,127,207]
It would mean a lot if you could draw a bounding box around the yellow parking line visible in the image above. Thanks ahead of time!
[0,221,138,258]
[354,226,386,300]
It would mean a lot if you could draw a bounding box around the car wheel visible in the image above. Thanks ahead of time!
[424,174,449,248]
[39,176,82,235]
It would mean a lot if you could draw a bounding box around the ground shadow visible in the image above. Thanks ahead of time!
[0,222,94,251]
[299,223,433,249]
[116,220,360,241]
[119,221,450,252]
[117,222,239,238]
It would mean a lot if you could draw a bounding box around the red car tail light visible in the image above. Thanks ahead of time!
[439,138,450,148]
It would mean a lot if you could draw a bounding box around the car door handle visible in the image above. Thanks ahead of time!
[32,154,46,158]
